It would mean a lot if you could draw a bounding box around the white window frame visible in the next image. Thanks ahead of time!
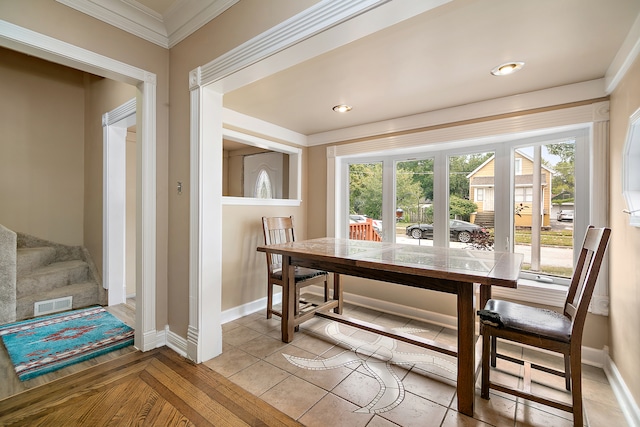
[515,157,523,175]
[332,125,599,309]
[221,129,302,206]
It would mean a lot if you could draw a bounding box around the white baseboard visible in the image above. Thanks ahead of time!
[605,351,640,427]
[220,293,282,324]
[165,326,188,357]
[142,325,188,357]
[218,285,458,328]
[329,287,459,330]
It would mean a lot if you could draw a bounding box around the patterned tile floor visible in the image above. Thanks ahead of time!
[204,296,628,427]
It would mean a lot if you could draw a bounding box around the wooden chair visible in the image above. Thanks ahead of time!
[261,216,329,319]
[479,226,611,427]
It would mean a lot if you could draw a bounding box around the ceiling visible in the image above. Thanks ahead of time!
[63,0,640,137]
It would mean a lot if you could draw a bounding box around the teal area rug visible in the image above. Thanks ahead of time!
[0,306,134,381]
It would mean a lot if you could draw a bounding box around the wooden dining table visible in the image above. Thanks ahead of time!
[257,237,522,416]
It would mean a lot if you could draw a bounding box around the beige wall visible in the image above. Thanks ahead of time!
[609,55,640,406]
[1,0,170,327]
[0,46,136,277]
[167,0,318,336]
[0,47,136,285]
[83,75,136,276]
[0,48,85,246]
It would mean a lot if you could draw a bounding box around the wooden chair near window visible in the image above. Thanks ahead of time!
[261,216,330,320]
[479,225,611,427]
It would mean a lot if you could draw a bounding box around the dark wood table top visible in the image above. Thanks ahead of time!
[257,237,522,288]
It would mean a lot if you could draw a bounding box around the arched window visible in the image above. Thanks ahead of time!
[255,169,273,199]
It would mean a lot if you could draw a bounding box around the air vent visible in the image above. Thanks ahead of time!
[34,296,73,316]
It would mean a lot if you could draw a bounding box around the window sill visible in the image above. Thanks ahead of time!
[222,197,301,206]
[490,279,567,308]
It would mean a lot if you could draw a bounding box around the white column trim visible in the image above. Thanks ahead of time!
[188,73,223,363]
[102,98,136,307]
[102,123,127,303]
[136,80,157,351]
[589,103,611,316]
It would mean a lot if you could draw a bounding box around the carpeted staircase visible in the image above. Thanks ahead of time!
[14,233,105,321]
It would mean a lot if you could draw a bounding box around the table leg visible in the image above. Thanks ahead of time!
[281,255,295,343]
[457,283,475,417]
[479,284,491,336]
[333,273,343,314]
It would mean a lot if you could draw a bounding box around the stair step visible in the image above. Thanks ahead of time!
[16,281,100,321]
[16,260,89,298]
[17,247,56,276]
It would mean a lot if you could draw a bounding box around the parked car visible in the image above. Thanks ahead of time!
[557,210,574,222]
[406,219,488,243]
[350,214,382,233]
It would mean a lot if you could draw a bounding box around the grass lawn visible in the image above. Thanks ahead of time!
[514,228,573,247]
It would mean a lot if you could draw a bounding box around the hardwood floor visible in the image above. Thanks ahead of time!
[0,301,300,426]
[0,302,138,400]
[0,346,301,426]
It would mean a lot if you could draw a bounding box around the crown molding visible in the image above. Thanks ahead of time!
[308,79,607,146]
[605,12,640,94]
[164,0,238,47]
[56,0,238,49]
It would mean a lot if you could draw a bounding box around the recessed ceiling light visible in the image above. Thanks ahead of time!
[332,104,352,113]
[491,61,525,76]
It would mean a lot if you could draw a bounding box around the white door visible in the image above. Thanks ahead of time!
[484,187,495,211]
[244,152,283,198]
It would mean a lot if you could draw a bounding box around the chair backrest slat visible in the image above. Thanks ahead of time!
[563,226,611,335]
[262,216,296,275]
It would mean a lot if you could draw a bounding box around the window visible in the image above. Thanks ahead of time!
[450,151,494,248]
[221,129,301,206]
[623,107,640,227]
[513,141,576,282]
[254,169,273,198]
[515,157,523,175]
[514,187,533,203]
[348,162,383,240]
[396,158,434,245]
[339,129,589,287]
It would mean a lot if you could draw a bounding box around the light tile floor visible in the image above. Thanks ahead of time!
[204,297,628,427]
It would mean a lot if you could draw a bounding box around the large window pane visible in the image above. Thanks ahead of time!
[396,159,434,245]
[513,142,575,280]
[349,162,383,241]
[451,152,494,249]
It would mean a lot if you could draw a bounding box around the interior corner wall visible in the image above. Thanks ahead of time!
[0,47,85,246]
[609,54,640,408]
[2,0,171,333]
[82,75,136,278]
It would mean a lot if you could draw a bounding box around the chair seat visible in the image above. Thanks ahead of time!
[484,299,572,343]
[271,266,326,282]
